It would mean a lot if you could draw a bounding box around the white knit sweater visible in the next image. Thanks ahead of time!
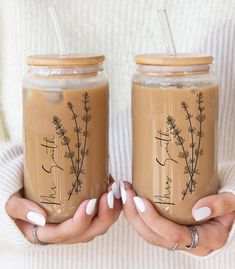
[1,0,235,268]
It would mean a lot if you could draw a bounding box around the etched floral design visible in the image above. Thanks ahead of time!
[166,92,205,200]
[52,91,91,200]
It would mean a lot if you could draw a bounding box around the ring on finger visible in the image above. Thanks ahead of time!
[32,225,48,246]
[185,226,199,249]
[169,242,179,252]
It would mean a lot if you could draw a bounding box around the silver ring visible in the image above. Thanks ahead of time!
[32,225,48,246]
[169,242,179,252]
[185,226,199,249]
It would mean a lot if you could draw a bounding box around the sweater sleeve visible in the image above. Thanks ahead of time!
[218,161,235,195]
[217,161,235,252]
[0,142,31,247]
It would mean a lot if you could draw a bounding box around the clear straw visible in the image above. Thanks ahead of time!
[157,9,176,56]
[48,6,69,55]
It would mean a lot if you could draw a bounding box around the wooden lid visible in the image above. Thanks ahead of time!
[135,53,213,66]
[27,54,105,66]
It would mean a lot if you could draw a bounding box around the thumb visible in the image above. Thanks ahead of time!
[6,192,47,226]
[192,192,235,222]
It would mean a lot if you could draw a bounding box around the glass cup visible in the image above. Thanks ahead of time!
[132,54,219,225]
[23,54,109,223]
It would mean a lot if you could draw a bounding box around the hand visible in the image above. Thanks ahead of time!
[6,181,121,245]
[121,181,235,256]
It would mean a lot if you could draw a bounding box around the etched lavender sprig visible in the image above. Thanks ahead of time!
[68,92,91,200]
[166,92,205,200]
[52,116,77,183]
[67,101,82,192]
[181,101,196,188]
[166,116,191,176]
[182,92,205,199]
[52,91,91,200]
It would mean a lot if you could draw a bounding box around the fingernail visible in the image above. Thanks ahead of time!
[120,181,127,205]
[27,211,46,226]
[107,190,114,209]
[193,207,211,221]
[86,199,97,215]
[111,182,121,199]
[133,196,145,213]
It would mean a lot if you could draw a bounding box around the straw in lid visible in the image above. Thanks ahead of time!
[135,54,213,66]
[27,54,105,66]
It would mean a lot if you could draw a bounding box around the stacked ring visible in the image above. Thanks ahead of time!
[168,226,199,252]
[32,225,48,246]
[169,243,179,252]
[185,226,199,249]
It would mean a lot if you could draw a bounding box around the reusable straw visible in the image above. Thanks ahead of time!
[157,9,176,56]
[48,6,69,55]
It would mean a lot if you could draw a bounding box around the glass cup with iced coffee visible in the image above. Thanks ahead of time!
[132,54,219,225]
[23,55,109,223]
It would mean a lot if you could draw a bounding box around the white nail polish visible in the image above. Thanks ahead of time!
[27,211,46,226]
[86,199,97,215]
[120,181,127,205]
[107,190,114,209]
[111,182,121,199]
[193,207,211,221]
[133,196,145,213]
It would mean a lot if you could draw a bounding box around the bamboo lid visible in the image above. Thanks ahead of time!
[27,54,105,66]
[135,53,213,66]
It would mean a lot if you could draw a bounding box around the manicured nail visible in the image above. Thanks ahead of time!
[193,207,211,221]
[133,196,145,213]
[27,211,46,226]
[111,182,121,199]
[86,199,97,215]
[120,181,127,205]
[107,190,114,209]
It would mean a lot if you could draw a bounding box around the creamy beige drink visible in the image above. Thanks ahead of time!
[132,54,219,225]
[23,55,109,223]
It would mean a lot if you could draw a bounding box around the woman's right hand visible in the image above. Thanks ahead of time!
[6,183,121,245]
[121,181,235,256]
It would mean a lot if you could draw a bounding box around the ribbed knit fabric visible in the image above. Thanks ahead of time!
[0,128,235,268]
[0,144,27,247]
[1,0,235,268]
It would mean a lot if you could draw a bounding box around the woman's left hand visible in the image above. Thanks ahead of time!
[122,181,235,256]
[6,180,122,245]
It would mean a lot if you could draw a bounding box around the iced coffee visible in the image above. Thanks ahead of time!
[132,54,219,225]
[23,55,109,223]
